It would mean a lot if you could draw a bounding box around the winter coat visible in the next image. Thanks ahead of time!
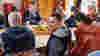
[1,26,35,53]
[47,25,71,56]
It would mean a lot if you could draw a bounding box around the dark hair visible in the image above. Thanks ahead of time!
[12,7,16,12]
[51,12,64,21]
[79,13,92,24]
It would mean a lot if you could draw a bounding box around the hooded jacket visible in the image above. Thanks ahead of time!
[47,24,71,56]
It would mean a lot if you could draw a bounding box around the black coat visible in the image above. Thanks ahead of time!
[0,15,6,28]
[47,25,71,56]
[1,26,35,53]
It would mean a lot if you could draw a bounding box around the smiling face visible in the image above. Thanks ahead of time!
[48,16,64,33]
[48,16,57,32]
[88,8,96,20]
[88,8,96,16]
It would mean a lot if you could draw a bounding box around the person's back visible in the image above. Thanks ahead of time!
[72,22,97,56]
[1,26,35,56]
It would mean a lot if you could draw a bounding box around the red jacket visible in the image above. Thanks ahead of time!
[72,23,99,56]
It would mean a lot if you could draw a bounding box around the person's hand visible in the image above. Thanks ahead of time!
[24,50,32,56]
[0,48,5,56]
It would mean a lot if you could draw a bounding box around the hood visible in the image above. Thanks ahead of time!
[56,25,71,39]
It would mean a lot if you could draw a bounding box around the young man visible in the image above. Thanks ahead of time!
[71,8,97,56]
[47,13,71,56]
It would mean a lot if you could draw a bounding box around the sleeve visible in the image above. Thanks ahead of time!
[72,28,88,56]
[48,36,65,56]
[47,36,56,56]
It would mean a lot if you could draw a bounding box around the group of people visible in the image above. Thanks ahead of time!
[0,2,99,56]
[47,7,99,56]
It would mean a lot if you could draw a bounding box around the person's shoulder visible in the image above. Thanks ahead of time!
[8,12,16,17]
[56,25,70,38]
